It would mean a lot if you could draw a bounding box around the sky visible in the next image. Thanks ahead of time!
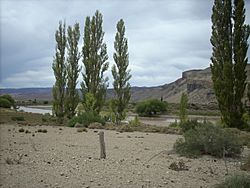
[0,0,249,88]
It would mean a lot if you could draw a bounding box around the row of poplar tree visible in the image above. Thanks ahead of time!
[52,10,131,124]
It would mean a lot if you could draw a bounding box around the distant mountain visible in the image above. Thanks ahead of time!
[1,65,250,104]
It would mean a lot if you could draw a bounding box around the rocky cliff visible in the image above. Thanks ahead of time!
[125,64,250,104]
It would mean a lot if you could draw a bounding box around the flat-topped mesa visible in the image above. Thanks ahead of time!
[183,64,250,82]
[182,67,211,81]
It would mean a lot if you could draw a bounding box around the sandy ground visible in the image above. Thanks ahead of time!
[0,123,249,188]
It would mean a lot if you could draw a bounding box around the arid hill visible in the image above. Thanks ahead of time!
[1,64,250,104]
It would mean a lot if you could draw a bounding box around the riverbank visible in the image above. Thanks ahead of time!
[0,123,249,188]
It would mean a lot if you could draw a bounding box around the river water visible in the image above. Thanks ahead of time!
[18,106,219,126]
[18,106,52,115]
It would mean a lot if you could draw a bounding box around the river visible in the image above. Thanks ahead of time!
[18,106,52,115]
[18,106,219,126]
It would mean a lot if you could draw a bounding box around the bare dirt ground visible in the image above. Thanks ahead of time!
[0,123,249,188]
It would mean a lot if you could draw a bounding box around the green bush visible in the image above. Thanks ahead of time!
[0,98,12,108]
[11,116,25,121]
[174,124,243,158]
[0,94,15,107]
[68,111,105,127]
[135,99,167,116]
[215,174,250,188]
[179,119,204,132]
[129,115,141,126]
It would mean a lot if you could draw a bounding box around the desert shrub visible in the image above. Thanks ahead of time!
[0,98,12,108]
[242,113,250,131]
[169,160,189,171]
[129,115,141,126]
[215,174,250,188]
[77,127,87,132]
[117,125,134,132]
[25,130,31,134]
[169,120,179,128]
[18,128,25,132]
[240,154,250,171]
[135,99,167,116]
[37,129,47,133]
[11,116,25,121]
[67,112,105,128]
[179,119,204,132]
[174,124,243,158]
[88,122,104,129]
[225,128,250,148]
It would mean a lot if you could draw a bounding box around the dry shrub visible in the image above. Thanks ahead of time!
[241,154,250,171]
[77,127,88,132]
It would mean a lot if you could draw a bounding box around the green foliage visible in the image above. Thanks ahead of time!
[81,10,109,114]
[52,21,67,124]
[179,119,204,132]
[65,23,81,119]
[215,174,250,188]
[247,83,250,102]
[111,19,131,124]
[11,116,25,121]
[179,93,188,123]
[0,98,12,108]
[83,92,96,112]
[68,111,105,127]
[129,115,141,126]
[135,99,167,117]
[174,124,243,158]
[210,0,250,129]
[0,94,15,107]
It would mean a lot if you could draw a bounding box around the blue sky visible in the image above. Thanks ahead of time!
[0,0,249,88]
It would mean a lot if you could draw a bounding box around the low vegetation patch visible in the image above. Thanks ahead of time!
[77,127,88,132]
[169,160,189,171]
[37,129,47,133]
[215,174,250,188]
[11,116,25,121]
[135,99,167,117]
[240,154,250,172]
[68,111,105,127]
[18,128,25,132]
[174,124,243,158]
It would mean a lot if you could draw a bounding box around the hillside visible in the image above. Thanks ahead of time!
[1,65,250,104]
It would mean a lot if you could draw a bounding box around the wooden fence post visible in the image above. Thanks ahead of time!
[99,131,106,159]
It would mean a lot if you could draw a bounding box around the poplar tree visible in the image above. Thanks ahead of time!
[111,19,131,124]
[81,10,109,113]
[179,93,188,124]
[65,23,81,119]
[210,0,250,128]
[52,21,67,123]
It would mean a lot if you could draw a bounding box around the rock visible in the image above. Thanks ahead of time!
[60,173,64,176]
